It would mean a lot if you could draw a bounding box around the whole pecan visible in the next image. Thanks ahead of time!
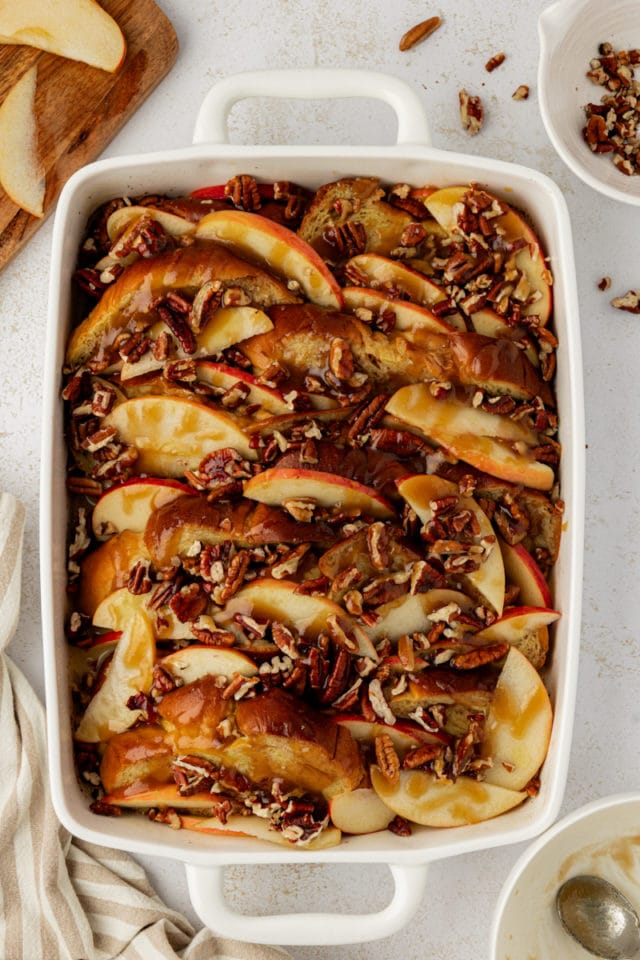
[375,733,400,783]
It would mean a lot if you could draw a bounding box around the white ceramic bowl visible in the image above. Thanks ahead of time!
[538,0,640,205]
[40,69,585,946]
[491,792,640,959]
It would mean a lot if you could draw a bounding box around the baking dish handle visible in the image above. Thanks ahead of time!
[185,861,428,945]
[193,68,431,147]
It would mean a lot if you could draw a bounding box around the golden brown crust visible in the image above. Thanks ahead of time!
[298,176,414,261]
[143,495,336,568]
[78,530,149,616]
[66,243,300,369]
[241,303,551,401]
[100,724,173,794]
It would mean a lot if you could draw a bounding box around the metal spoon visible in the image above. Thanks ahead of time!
[556,875,640,959]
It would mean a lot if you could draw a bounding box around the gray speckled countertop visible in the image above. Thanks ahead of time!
[6,1,640,956]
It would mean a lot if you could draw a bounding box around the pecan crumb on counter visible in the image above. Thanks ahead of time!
[485,52,506,72]
[399,15,441,52]
[459,89,484,135]
[598,276,611,291]
[611,289,640,313]
[512,84,530,101]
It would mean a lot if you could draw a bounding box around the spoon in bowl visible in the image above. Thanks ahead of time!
[556,875,640,959]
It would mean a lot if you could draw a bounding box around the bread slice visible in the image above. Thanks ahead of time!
[242,303,552,401]
[66,244,300,369]
[298,176,413,261]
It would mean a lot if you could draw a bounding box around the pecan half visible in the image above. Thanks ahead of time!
[375,733,400,783]
[399,15,441,51]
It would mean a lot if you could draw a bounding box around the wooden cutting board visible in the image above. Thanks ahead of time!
[0,0,178,272]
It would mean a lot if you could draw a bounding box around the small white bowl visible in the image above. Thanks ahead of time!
[490,792,640,959]
[538,0,640,205]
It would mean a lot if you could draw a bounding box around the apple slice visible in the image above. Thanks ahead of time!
[328,788,395,835]
[195,209,343,309]
[119,306,275,381]
[424,186,552,326]
[499,539,552,608]
[92,586,203,641]
[0,65,45,218]
[385,384,554,491]
[102,395,255,475]
[243,467,396,520]
[344,254,465,330]
[0,0,126,72]
[473,605,560,669]
[365,588,476,642]
[91,478,192,539]
[195,361,290,414]
[397,474,505,615]
[158,646,258,685]
[480,647,552,791]
[342,286,455,334]
[106,206,196,244]
[74,608,155,743]
[370,766,526,827]
[103,784,219,811]
[335,716,449,752]
[217,578,378,660]
[182,814,342,849]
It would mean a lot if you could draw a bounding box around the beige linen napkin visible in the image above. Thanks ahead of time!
[0,493,290,960]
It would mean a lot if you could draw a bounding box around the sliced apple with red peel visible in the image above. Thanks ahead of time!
[344,254,465,330]
[106,206,196,244]
[93,586,203,641]
[243,468,396,520]
[91,478,192,539]
[370,766,526,827]
[365,588,476,642]
[424,186,552,326]
[217,578,378,660]
[75,608,155,743]
[0,65,45,218]
[328,788,395,835]
[397,474,506,615]
[158,645,258,685]
[334,716,449,752]
[182,814,342,849]
[195,361,290,414]
[480,647,553,791]
[0,0,127,72]
[474,605,560,669]
[499,539,552,608]
[102,395,255,475]
[195,209,343,309]
[342,286,455,334]
[386,384,554,491]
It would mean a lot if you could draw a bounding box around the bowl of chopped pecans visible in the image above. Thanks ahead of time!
[538,0,640,205]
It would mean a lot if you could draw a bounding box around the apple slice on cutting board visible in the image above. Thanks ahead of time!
[0,65,44,217]
[0,0,127,73]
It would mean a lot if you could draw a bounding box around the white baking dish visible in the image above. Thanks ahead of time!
[40,68,585,946]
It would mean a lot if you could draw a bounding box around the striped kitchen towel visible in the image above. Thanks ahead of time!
[0,493,290,960]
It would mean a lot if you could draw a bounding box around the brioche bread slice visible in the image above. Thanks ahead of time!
[242,303,551,401]
[66,243,299,369]
[298,176,414,261]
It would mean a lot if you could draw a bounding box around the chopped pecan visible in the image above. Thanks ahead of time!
[459,90,484,135]
[485,52,506,72]
[191,280,224,333]
[127,559,152,595]
[611,290,640,313]
[225,174,262,210]
[375,733,400,783]
[169,583,208,622]
[216,551,251,604]
[66,475,103,497]
[318,648,351,705]
[328,337,355,382]
[326,614,359,654]
[323,220,367,257]
[399,15,441,51]
[402,743,443,769]
[387,815,412,837]
[282,497,316,521]
[451,642,509,669]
